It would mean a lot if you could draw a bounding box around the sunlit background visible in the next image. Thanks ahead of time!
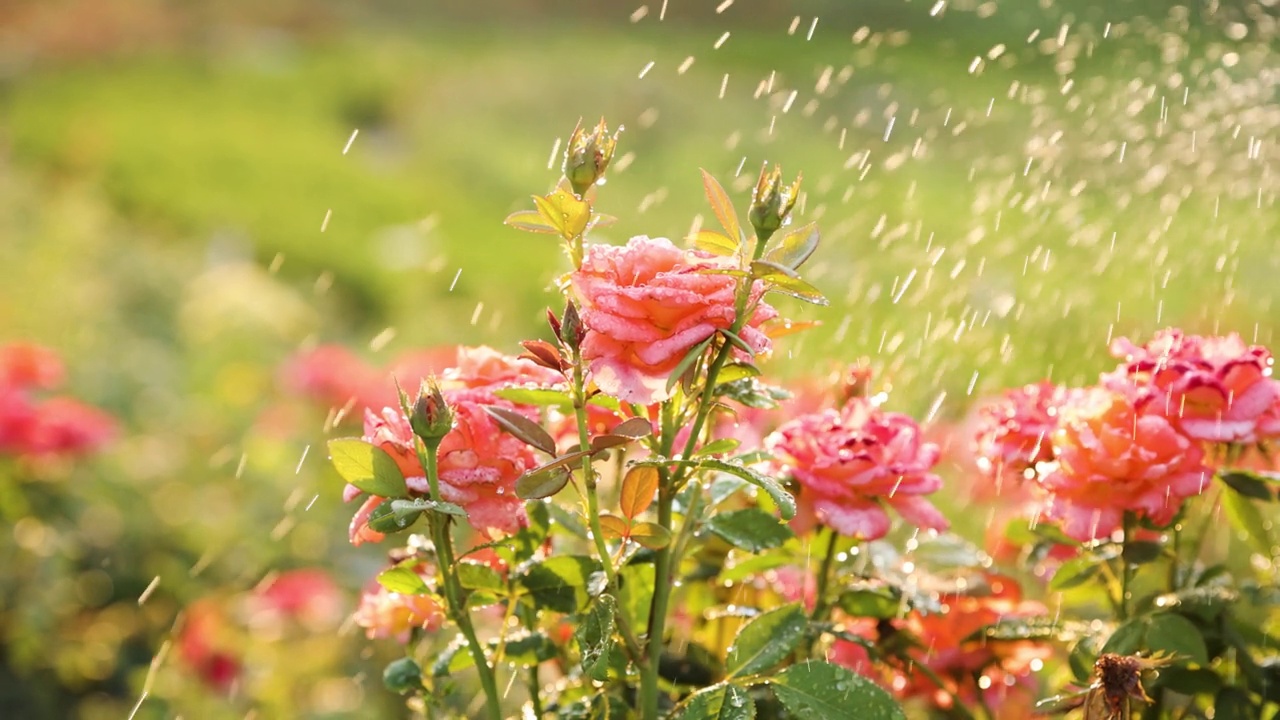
[1,0,1277,717]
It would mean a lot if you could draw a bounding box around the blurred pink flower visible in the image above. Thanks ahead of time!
[176,599,242,693]
[352,575,446,642]
[766,398,948,540]
[0,343,64,389]
[570,236,776,404]
[1109,328,1280,444]
[249,569,343,630]
[446,345,564,391]
[1038,386,1211,542]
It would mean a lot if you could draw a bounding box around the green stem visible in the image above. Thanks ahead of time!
[640,482,674,720]
[527,667,543,718]
[809,528,840,624]
[418,441,502,720]
[1119,511,1135,622]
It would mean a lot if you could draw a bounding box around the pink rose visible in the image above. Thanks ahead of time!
[1037,386,1211,542]
[446,345,563,391]
[766,398,948,540]
[352,574,446,642]
[1109,329,1280,443]
[570,236,777,404]
[971,382,1065,488]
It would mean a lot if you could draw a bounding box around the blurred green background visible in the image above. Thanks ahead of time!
[1,0,1277,717]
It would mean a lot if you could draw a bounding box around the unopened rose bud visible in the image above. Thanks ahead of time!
[748,163,802,241]
[409,379,453,444]
[563,118,621,198]
[561,301,586,352]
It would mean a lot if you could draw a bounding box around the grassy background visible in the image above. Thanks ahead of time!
[0,1,1277,716]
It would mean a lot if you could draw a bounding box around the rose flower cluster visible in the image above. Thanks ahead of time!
[972,328,1279,542]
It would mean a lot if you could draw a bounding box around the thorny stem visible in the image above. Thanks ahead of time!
[416,440,502,720]
[569,343,644,662]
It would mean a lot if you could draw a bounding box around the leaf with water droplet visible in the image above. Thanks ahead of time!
[628,522,672,549]
[706,508,794,552]
[749,260,828,305]
[700,458,796,520]
[1222,486,1273,558]
[515,465,572,500]
[678,683,755,720]
[1048,555,1100,592]
[763,221,819,270]
[516,555,603,613]
[725,602,807,677]
[767,660,905,719]
[531,188,591,240]
[576,594,617,682]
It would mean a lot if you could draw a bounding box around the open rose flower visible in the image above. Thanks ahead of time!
[1037,386,1211,542]
[570,235,777,405]
[1108,329,1280,444]
[766,397,948,540]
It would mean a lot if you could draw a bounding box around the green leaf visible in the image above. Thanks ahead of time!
[376,566,430,595]
[456,562,504,592]
[1152,665,1220,694]
[667,337,714,394]
[576,595,617,682]
[494,387,575,409]
[837,585,902,621]
[1101,617,1146,656]
[692,229,741,257]
[701,169,743,248]
[718,328,754,355]
[768,661,905,720]
[697,437,742,457]
[517,555,603,613]
[707,508,795,552]
[618,562,655,633]
[1219,470,1276,501]
[431,635,475,677]
[1122,539,1165,565]
[367,498,419,533]
[515,465,572,500]
[1145,613,1209,666]
[1213,687,1256,720]
[701,458,796,520]
[725,603,808,677]
[680,683,755,720]
[749,260,828,306]
[391,497,466,519]
[382,657,423,694]
[1048,555,1100,591]
[965,617,1090,644]
[714,363,760,386]
[502,629,556,668]
[763,221,819,270]
[1222,486,1273,558]
[328,438,408,498]
[483,405,557,456]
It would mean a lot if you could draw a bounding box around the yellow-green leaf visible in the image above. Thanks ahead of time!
[700,169,742,245]
[328,438,408,498]
[763,221,820,270]
[504,209,561,234]
[691,229,740,257]
[628,522,672,549]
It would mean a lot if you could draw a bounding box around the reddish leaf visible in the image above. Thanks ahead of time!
[598,513,630,540]
[620,465,660,520]
[519,339,566,372]
[483,405,557,456]
[611,417,653,439]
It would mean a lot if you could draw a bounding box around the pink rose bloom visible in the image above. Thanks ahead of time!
[1038,386,1211,542]
[570,236,777,405]
[249,569,343,630]
[971,382,1065,488]
[355,389,537,537]
[1109,329,1280,443]
[353,577,446,642]
[766,398,948,540]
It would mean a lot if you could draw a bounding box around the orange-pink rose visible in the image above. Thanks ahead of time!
[1037,386,1211,542]
[766,397,948,540]
[971,381,1065,488]
[1109,329,1280,444]
[352,574,446,642]
[570,236,776,405]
